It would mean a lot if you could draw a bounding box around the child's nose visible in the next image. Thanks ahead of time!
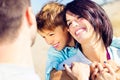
[46,39,54,45]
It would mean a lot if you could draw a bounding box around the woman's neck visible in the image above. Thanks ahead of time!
[81,35,107,63]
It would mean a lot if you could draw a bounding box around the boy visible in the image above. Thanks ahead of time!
[36,2,80,80]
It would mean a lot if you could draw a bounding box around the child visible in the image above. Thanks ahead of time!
[36,2,80,80]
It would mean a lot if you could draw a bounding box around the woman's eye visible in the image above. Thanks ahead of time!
[67,22,72,26]
[78,16,81,18]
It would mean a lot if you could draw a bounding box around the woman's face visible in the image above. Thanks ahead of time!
[66,11,96,44]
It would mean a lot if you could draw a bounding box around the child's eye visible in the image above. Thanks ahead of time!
[49,33,54,36]
[42,36,45,38]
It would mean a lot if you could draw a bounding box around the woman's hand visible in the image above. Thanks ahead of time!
[64,62,90,80]
[90,62,116,80]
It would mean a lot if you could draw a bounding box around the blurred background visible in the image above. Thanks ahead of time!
[31,0,120,80]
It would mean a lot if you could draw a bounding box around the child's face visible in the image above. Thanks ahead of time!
[38,26,70,51]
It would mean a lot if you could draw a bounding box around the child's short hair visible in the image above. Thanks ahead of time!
[36,2,67,32]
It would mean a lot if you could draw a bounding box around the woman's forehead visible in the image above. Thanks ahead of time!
[66,11,78,17]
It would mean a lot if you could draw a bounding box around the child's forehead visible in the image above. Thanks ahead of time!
[46,26,65,32]
[44,25,64,31]
[39,28,55,33]
[38,29,54,35]
[41,29,54,32]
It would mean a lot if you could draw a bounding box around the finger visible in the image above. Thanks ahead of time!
[91,62,98,68]
[91,67,99,80]
[93,68,99,75]
[91,70,97,80]
[64,64,72,75]
[71,62,75,67]
[90,62,98,73]
[97,63,104,73]
[91,73,97,80]
[104,63,115,75]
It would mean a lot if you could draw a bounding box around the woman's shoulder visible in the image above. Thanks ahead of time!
[111,37,120,49]
[108,37,120,64]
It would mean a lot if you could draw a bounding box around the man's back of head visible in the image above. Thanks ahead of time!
[0,0,30,43]
[0,0,40,80]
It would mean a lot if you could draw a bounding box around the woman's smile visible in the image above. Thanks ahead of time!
[75,27,86,36]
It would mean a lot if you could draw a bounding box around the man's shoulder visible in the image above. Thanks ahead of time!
[0,64,40,80]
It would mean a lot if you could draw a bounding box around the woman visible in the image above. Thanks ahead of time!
[63,0,120,80]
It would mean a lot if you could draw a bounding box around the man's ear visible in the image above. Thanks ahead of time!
[25,7,35,26]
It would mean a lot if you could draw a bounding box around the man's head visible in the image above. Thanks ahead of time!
[36,2,73,50]
[0,0,37,46]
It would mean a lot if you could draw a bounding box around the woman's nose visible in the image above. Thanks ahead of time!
[70,21,79,28]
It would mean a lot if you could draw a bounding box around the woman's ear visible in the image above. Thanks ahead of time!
[67,28,70,32]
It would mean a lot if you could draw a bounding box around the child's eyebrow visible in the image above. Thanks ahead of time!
[46,31,53,35]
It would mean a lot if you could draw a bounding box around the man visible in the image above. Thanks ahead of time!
[0,0,40,80]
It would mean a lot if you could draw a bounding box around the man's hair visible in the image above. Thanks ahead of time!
[0,0,30,43]
[36,2,67,32]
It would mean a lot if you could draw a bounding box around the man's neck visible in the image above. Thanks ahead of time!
[0,41,34,68]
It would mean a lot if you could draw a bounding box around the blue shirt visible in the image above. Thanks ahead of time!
[46,43,79,80]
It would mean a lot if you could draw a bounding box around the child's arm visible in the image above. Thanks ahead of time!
[50,62,90,80]
[50,69,72,80]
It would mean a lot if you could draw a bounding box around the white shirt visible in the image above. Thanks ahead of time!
[0,64,40,80]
